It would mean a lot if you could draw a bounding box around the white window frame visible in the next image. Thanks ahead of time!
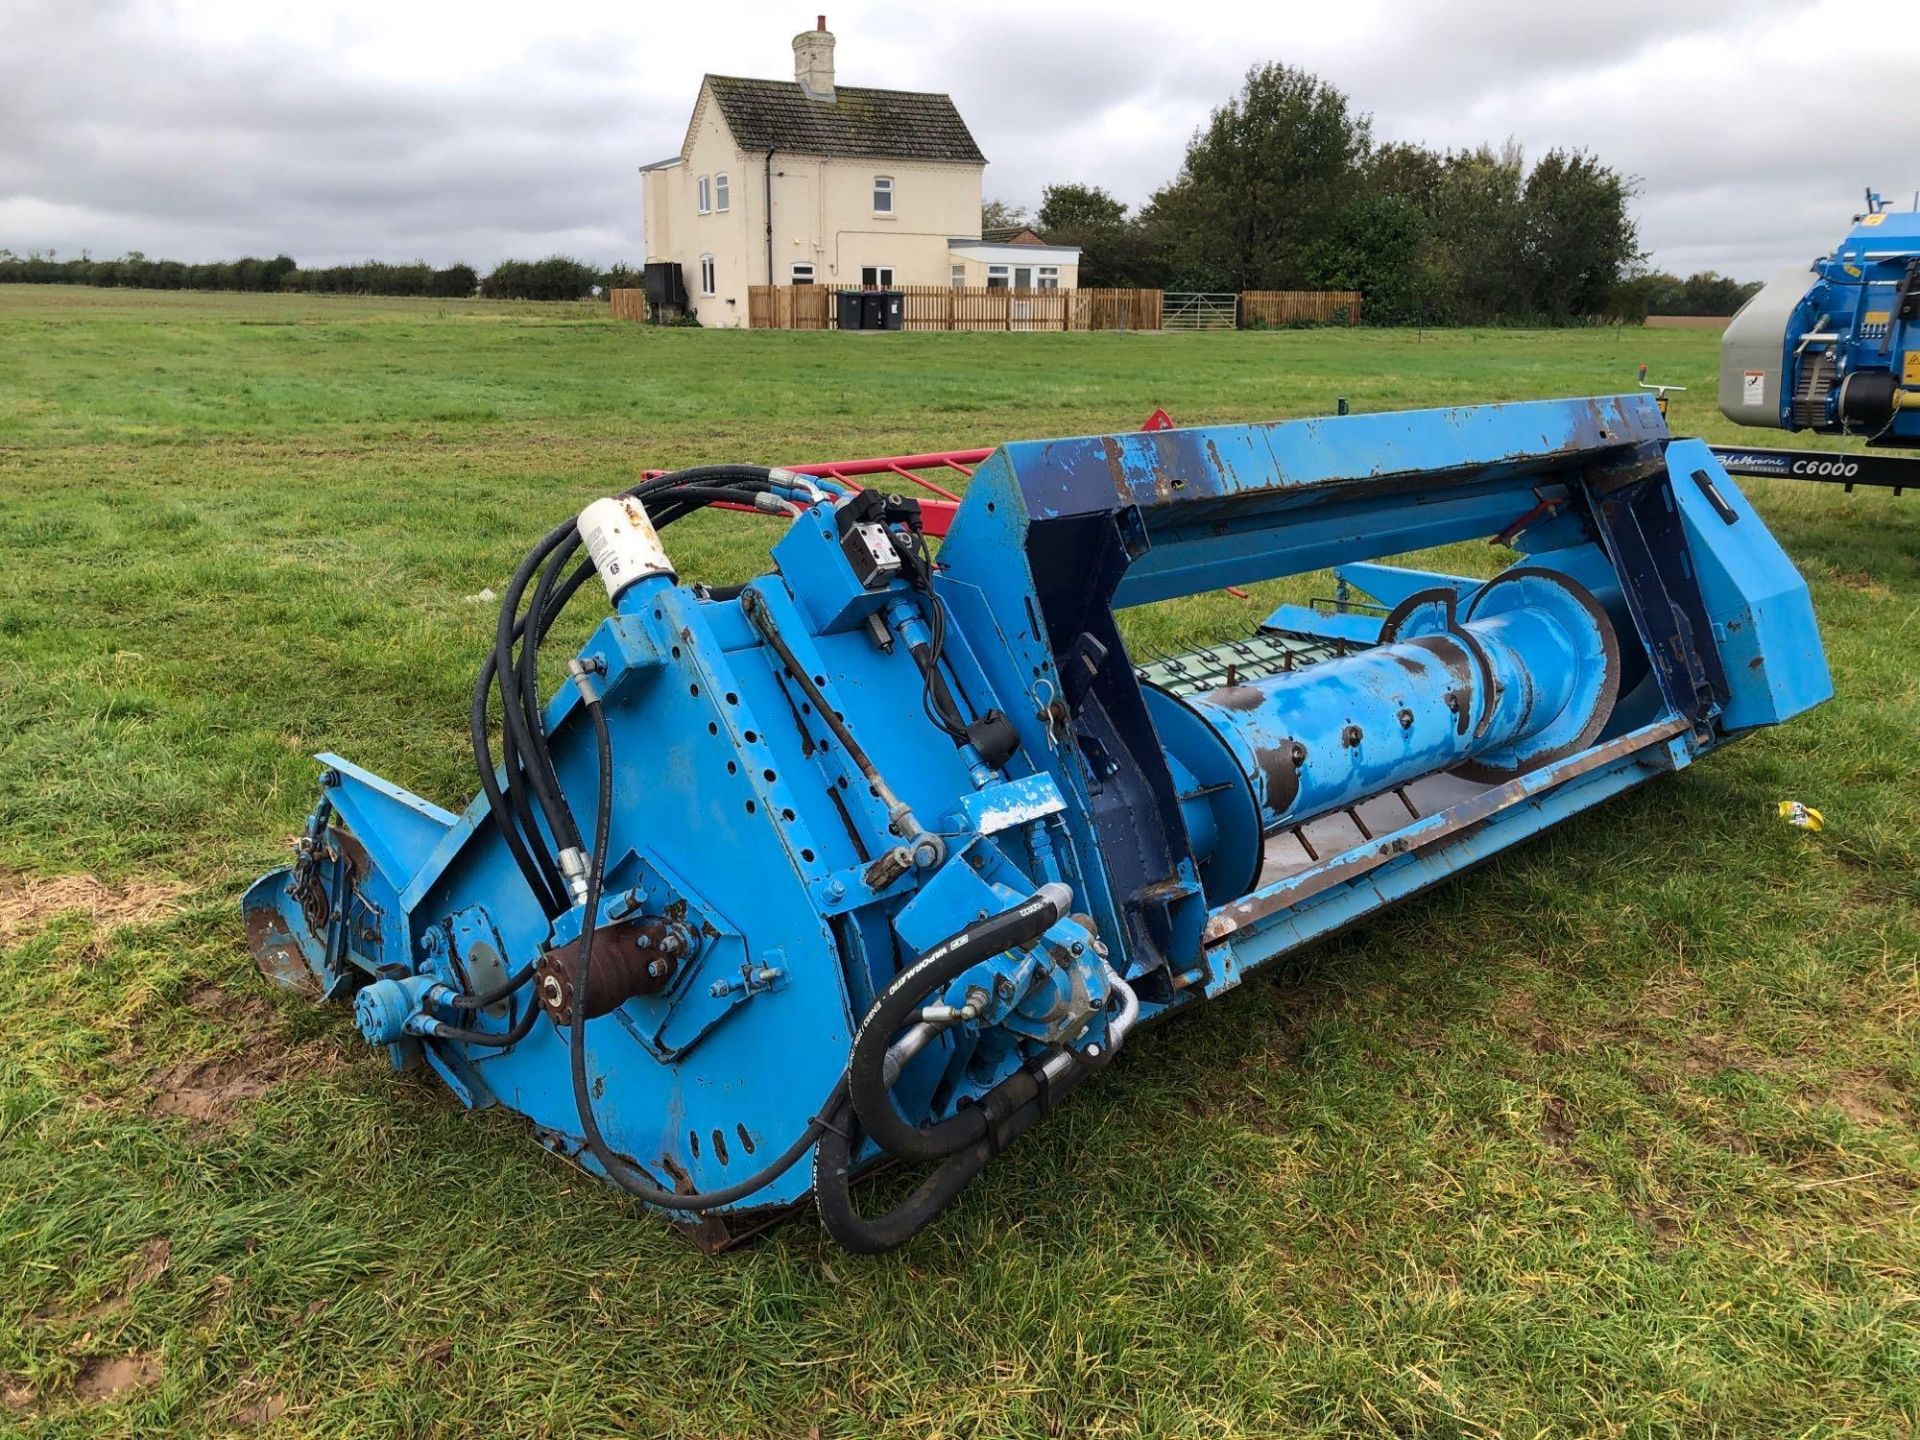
[1037,266,1060,291]
[714,172,730,212]
[699,253,716,297]
[860,265,894,289]
[872,176,893,216]
[986,264,1009,290]
[791,262,815,285]
[950,264,965,289]
[696,175,711,214]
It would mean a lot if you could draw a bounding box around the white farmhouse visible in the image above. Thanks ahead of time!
[641,17,1080,326]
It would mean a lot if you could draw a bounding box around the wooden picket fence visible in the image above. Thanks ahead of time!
[748,284,834,330]
[747,285,1164,332]
[1241,290,1363,326]
[609,287,645,322]
[1074,288,1164,331]
[739,285,1361,331]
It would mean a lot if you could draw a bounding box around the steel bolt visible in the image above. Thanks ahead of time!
[647,958,670,979]
[824,878,846,902]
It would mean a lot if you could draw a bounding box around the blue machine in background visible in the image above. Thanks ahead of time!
[1720,190,1920,451]
[244,393,1830,1252]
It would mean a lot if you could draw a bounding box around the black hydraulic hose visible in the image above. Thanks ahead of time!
[511,536,586,858]
[910,639,968,741]
[813,1048,1091,1255]
[427,988,544,1048]
[471,467,779,909]
[845,889,1070,1162]
[467,549,602,918]
[471,649,566,918]
[491,519,588,864]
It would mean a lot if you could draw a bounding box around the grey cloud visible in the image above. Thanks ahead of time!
[1,0,1914,276]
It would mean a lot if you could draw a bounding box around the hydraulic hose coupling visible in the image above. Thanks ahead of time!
[556,847,592,906]
[354,973,454,1046]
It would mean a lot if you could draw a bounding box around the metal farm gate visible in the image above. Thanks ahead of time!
[1161,293,1239,331]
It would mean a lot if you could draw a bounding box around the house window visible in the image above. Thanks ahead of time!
[697,176,711,214]
[860,266,894,288]
[1037,267,1059,290]
[872,176,893,215]
[715,173,730,212]
[986,265,1009,290]
[699,254,716,296]
[791,263,815,285]
[950,264,965,289]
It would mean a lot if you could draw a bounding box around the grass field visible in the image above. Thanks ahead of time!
[2,285,1917,1438]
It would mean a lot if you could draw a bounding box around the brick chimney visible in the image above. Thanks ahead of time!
[793,16,835,102]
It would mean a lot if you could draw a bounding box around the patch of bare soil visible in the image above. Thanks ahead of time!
[1829,569,1893,598]
[142,981,338,1128]
[147,1054,286,1125]
[0,872,187,947]
[72,1354,161,1404]
[3,1377,35,1411]
[1541,1094,1578,1147]
[231,1392,289,1426]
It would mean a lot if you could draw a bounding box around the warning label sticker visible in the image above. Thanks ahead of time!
[1743,370,1767,408]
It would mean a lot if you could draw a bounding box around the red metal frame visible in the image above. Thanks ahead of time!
[693,410,1177,538]
[780,449,982,536]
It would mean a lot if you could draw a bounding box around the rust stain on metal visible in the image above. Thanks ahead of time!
[246,903,321,998]
[1098,437,1132,499]
[1207,684,1268,711]
[1252,746,1300,816]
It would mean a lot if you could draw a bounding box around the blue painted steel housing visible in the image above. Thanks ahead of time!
[243,392,1831,1245]
[1758,206,1919,446]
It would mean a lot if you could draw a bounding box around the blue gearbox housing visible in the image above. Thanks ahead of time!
[244,394,1830,1252]
[1720,197,1920,448]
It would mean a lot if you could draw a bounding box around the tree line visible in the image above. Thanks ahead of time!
[1004,62,1748,324]
[0,250,634,301]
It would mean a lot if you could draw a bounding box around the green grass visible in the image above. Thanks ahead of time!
[2,286,1917,1437]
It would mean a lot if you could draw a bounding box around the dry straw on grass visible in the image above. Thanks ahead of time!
[0,872,187,947]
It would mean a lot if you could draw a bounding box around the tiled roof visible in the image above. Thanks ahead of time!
[703,75,986,165]
[981,226,1045,245]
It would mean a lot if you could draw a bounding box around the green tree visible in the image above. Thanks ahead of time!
[1424,142,1528,323]
[1519,148,1643,321]
[1035,183,1167,287]
[1037,183,1126,235]
[1146,62,1372,290]
[1305,193,1432,324]
[1678,271,1760,315]
[431,264,480,298]
[980,199,1030,233]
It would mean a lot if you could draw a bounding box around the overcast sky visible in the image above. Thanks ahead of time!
[4,0,1915,278]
